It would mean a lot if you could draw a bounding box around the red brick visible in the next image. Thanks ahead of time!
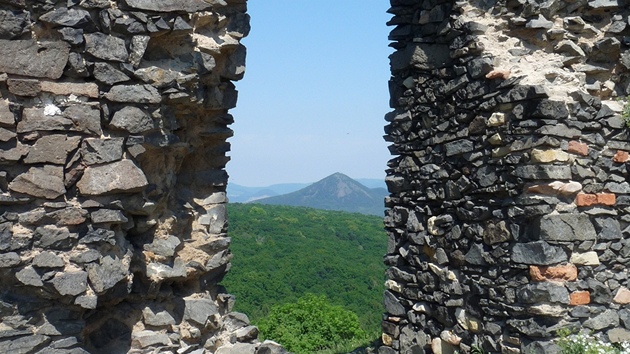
[597,193,616,206]
[570,291,590,306]
[613,150,630,163]
[568,141,589,156]
[530,264,578,282]
[575,193,597,207]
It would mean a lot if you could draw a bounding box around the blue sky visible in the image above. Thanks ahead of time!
[228,0,393,186]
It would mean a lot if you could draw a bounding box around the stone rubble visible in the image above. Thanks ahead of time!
[383,0,630,353]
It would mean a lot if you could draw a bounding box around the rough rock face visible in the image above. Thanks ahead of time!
[0,0,285,353]
[383,0,630,353]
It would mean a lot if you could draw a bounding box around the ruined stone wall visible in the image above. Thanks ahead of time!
[383,0,630,353]
[0,0,283,353]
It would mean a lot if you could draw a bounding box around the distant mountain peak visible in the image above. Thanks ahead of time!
[252,173,386,216]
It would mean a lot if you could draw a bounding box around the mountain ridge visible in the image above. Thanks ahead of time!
[250,173,386,216]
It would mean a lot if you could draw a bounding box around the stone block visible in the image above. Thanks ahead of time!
[105,85,161,103]
[77,160,148,195]
[24,135,81,165]
[40,81,99,98]
[530,149,570,163]
[609,328,630,343]
[513,165,572,180]
[7,78,41,96]
[613,287,630,304]
[51,271,88,296]
[534,214,596,243]
[183,297,218,325]
[518,282,569,304]
[0,40,70,79]
[123,0,222,12]
[9,166,66,200]
[570,251,600,266]
[84,33,128,62]
[109,107,154,133]
[512,241,568,265]
[613,150,630,163]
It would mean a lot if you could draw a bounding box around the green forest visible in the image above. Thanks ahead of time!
[220,203,387,351]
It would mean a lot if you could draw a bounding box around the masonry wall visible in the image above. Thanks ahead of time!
[0,0,285,353]
[383,0,630,353]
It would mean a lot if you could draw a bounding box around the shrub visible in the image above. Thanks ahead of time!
[557,330,630,354]
[257,294,366,353]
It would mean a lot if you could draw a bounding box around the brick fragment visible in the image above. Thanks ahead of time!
[569,291,590,306]
[597,193,616,206]
[613,150,630,163]
[529,264,578,282]
[485,69,510,80]
[575,193,597,207]
[568,141,588,156]
[575,193,615,207]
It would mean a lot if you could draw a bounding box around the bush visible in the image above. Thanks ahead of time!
[257,294,367,353]
[557,330,630,354]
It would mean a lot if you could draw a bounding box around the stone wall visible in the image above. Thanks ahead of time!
[383,0,630,353]
[0,0,283,353]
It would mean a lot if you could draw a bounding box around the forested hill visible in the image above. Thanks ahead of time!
[220,203,387,334]
[253,173,387,216]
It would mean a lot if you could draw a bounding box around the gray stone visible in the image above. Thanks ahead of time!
[390,43,452,71]
[87,256,129,293]
[183,297,218,325]
[517,282,569,304]
[129,35,150,67]
[483,220,511,245]
[384,290,406,316]
[0,334,50,354]
[445,139,474,156]
[109,107,154,133]
[0,10,30,39]
[534,214,596,242]
[32,251,64,268]
[39,7,92,28]
[588,0,619,9]
[256,341,289,354]
[583,309,619,330]
[16,266,43,286]
[105,85,161,103]
[0,252,20,267]
[465,243,487,265]
[69,249,100,264]
[594,218,623,240]
[142,306,176,327]
[34,225,78,249]
[84,33,128,62]
[608,328,630,343]
[513,166,572,180]
[58,27,84,45]
[215,343,256,354]
[90,209,128,224]
[131,330,171,348]
[536,124,580,138]
[93,62,131,85]
[0,40,70,79]
[9,166,66,200]
[75,295,97,309]
[554,40,585,57]
[143,235,181,257]
[77,160,148,195]
[123,0,224,12]
[0,127,17,142]
[51,271,88,296]
[81,138,124,165]
[527,15,554,29]
[604,182,630,193]
[79,228,116,245]
[62,104,103,135]
[512,241,568,265]
[24,135,81,165]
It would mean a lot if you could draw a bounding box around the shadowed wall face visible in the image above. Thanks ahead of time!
[0,0,288,353]
[383,0,630,353]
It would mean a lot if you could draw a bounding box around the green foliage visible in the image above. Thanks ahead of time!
[471,344,487,354]
[257,294,367,353]
[220,203,386,337]
[556,329,629,354]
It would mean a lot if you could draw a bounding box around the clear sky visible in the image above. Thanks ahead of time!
[227,0,393,186]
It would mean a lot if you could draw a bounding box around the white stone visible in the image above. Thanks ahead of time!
[487,112,506,127]
[570,251,600,266]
